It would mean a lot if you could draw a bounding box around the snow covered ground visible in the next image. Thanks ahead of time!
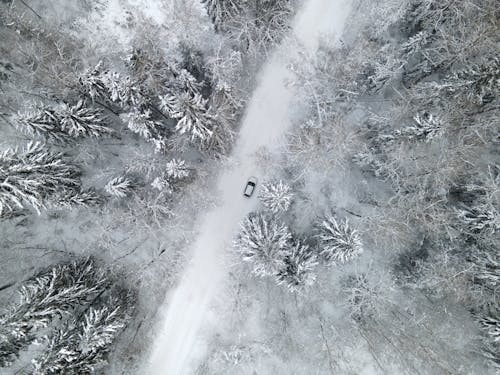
[146,0,351,373]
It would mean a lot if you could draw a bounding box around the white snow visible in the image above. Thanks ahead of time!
[146,1,351,374]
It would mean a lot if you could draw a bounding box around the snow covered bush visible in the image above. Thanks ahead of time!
[315,215,363,264]
[0,258,107,367]
[258,180,293,214]
[276,240,318,292]
[234,212,292,277]
[0,142,83,217]
[104,176,134,198]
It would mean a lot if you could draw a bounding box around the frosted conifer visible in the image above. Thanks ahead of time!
[316,215,363,264]
[0,258,107,367]
[58,100,112,138]
[151,177,172,194]
[175,69,203,94]
[394,112,443,142]
[13,102,111,142]
[258,180,293,214]
[125,109,159,140]
[457,206,499,234]
[104,176,133,198]
[478,305,500,343]
[32,295,132,374]
[13,107,68,143]
[276,240,318,292]
[234,212,292,277]
[165,159,189,180]
[159,92,214,142]
[79,61,108,101]
[0,142,81,217]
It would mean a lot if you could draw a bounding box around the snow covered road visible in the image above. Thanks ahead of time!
[147,1,351,373]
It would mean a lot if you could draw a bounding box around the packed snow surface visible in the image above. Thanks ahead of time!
[147,1,350,373]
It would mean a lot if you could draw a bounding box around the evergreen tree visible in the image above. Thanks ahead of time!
[165,159,189,180]
[78,61,109,102]
[234,212,292,277]
[13,107,68,143]
[0,258,107,367]
[457,206,499,234]
[125,109,159,140]
[32,295,132,374]
[276,240,318,292]
[0,142,82,217]
[104,176,134,198]
[394,112,443,142]
[258,180,293,214]
[13,101,112,142]
[315,215,363,264]
[159,91,214,143]
[58,100,112,138]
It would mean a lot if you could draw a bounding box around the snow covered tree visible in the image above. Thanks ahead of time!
[104,176,134,198]
[0,258,107,367]
[478,305,500,343]
[13,101,112,142]
[124,109,158,140]
[159,91,214,143]
[32,292,133,374]
[258,180,293,214]
[80,61,147,109]
[201,0,242,31]
[165,159,189,180]
[13,107,68,143]
[174,69,204,95]
[0,142,82,217]
[151,177,173,194]
[276,240,318,292]
[32,291,133,375]
[202,86,237,155]
[78,61,109,102]
[123,109,168,153]
[50,189,103,209]
[394,113,442,142]
[58,100,112,138]
[234,212,292,277]
[457,206,499,234]
[343,273,383,322]
[103,73,146,109]
[468,246,499,293]
[315,215,363,264]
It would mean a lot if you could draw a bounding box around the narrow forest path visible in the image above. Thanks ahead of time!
[146,1,351,373]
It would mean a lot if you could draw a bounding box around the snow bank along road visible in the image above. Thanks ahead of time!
[147,1,351,373]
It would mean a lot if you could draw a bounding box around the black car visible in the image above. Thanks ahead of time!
[243,177,258,197]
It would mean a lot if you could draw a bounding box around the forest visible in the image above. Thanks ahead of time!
[0,0,498,374]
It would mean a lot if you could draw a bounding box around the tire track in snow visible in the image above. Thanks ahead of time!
[147,1,351,373]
